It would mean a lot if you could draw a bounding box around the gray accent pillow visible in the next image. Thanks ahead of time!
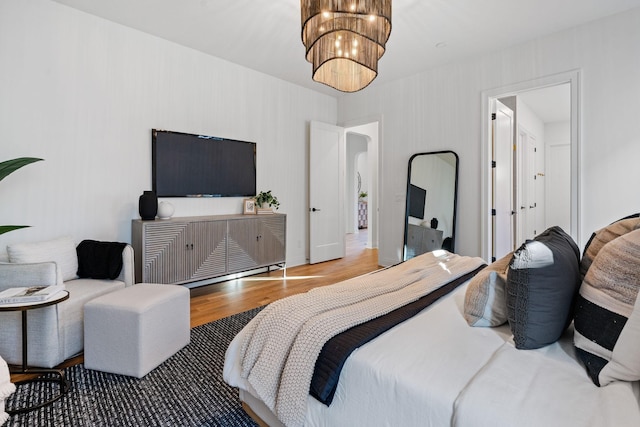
[464,252,513,327]
[506,226,580,349]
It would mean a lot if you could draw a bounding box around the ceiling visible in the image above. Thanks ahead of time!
[518,84,571,123]
[52,0,640,97]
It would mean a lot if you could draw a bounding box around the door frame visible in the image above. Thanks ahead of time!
[480,70,581,261]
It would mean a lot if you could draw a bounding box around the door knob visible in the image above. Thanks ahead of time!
[310,207,321,212]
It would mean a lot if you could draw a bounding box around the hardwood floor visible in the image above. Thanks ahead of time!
[190,230,379,327]
[10,231,379,382]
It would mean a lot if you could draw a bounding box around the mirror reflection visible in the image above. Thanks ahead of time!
[403,151,459,261]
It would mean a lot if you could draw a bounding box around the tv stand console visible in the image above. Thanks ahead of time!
[131,214,286,285]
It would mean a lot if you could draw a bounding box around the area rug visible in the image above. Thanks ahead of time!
[5,307,263,427]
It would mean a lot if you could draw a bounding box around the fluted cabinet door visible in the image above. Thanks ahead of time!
[257,215,286,265]
[227,217,260,272]
[142,221,190,284]
[189,221,227,280]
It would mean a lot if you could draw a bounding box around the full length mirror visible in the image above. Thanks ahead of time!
[403,151,459,261]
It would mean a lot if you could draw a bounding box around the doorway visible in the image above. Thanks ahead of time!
[344,120,380,251]
[346,133,369,236]
[308,119,380,264]
[481,71,580,261]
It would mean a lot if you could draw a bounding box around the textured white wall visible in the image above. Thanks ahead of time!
[2,0,639,268]
[339,7,640,264]
[0,0,337,267]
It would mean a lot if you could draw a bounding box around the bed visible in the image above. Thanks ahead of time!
[224,219,640,427]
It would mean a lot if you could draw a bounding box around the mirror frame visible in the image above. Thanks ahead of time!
[403,150,459,261]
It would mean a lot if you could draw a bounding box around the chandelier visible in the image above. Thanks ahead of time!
[301,0,392,93]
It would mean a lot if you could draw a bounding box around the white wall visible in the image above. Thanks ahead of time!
[3,1,639,269]
[339,7,640,264]
[0,0,337,267]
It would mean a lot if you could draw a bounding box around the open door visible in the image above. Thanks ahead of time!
[492,100,515,261]
[309,121,345,264]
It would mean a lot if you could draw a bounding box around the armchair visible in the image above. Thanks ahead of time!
[0,239,134,368]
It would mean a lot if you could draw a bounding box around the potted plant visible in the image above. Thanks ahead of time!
[255,190,280,213]
[0,157,43,235]
[359,191,368,201]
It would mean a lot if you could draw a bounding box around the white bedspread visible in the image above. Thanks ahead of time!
[234,251,485,426]
[225,263,640,427]
[452,328,640,427]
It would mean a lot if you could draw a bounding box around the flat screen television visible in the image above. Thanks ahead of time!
[408,184,426,219]
[152,129,256,197]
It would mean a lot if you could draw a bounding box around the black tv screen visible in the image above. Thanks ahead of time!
[408,184,426,219]
[152,129,256,197]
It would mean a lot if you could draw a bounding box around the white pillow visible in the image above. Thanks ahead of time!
[7,236,78,282]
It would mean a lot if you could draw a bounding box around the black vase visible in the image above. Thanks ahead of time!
[430,217,439,229]
[139,191,157,220]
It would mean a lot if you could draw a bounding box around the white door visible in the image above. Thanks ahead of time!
[492,100,515,261]
[309,121,345,264]
[525,133,538,237]
[517,129,538,242]
[546,144,571,231]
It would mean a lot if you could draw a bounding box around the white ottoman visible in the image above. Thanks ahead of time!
[84,284,190,378]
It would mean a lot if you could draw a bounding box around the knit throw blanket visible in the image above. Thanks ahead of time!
[238,251,486,427]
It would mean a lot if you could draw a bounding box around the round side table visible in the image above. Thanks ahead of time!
[0,291,70,414]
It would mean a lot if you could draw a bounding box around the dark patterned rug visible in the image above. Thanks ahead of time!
[5,307,263,426]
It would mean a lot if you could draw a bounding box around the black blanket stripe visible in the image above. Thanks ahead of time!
[310,265,485,406]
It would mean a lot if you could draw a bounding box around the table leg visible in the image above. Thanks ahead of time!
[7,309,70,414]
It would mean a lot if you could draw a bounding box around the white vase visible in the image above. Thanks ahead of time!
[157,201,175,219]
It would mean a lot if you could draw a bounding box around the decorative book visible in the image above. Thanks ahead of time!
[257,208,274,215]
[0,284,66,304]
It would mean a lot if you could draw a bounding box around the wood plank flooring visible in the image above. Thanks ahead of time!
[190,230,380,327]
[10,231,379,382]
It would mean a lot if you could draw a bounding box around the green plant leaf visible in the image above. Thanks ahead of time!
[0,157,43,182]
[0,225,30,236]
[1,157,43,236]
[255,190,280,209]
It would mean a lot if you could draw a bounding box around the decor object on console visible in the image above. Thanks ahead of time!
[138,190,157,220]
[255,190,280,213]
[0,237,134,368]
[243,198,256,215]
[301,0,392,92]
[430,217,438,229]
[157,201,174,220]
[0,157,43,236]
